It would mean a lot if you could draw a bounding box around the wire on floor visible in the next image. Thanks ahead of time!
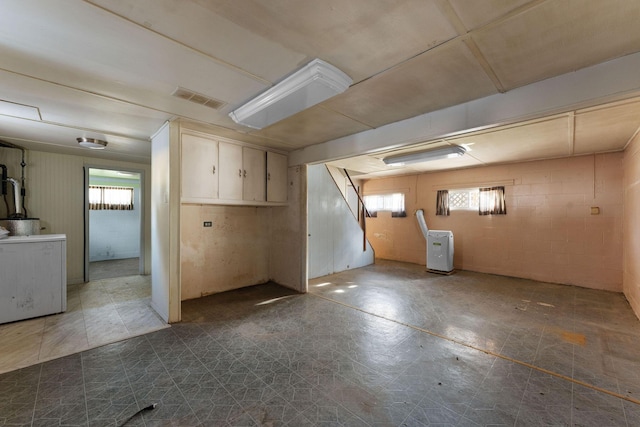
[119,403,157,426]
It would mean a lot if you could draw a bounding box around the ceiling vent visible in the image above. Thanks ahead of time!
[171,87,226,110]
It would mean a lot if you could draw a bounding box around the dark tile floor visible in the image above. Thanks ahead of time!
[1,260,639,426]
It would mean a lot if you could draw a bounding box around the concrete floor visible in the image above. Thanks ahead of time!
[1,260,639,426]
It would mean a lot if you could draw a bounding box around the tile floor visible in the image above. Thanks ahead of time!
[0,273,168,375]
[1,260,640,426]
[90,258,140,281]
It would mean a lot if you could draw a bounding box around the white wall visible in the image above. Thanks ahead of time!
[308,164,374,279]
[269,165,307,292]
[89,175,141,261]
[151,122,180,323]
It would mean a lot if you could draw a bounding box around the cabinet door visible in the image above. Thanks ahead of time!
[267,151,288,202]
[218,142,243,200]
[242,147,266,202]
[181,134,218,199]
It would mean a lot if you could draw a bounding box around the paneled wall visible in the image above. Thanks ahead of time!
[307,164,374,279]
[364,153,623,291]
[0,148,151,284]
[623,133,640,318]
[269,166,307,291]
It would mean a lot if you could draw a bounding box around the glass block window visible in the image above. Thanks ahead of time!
[449,188,479,210]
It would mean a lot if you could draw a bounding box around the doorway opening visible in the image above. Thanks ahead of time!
[84,167,144,282]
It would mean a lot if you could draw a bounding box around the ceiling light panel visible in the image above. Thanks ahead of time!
[383,145,466,166]
[229,59,352,129]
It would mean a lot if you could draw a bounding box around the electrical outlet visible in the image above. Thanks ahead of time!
[203,221,212,227]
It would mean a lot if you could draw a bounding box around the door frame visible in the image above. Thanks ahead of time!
[83,165,146,282]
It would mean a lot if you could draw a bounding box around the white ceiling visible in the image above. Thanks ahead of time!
[1,0,640,175]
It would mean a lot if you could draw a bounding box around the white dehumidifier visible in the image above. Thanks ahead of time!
[426,230,454,273]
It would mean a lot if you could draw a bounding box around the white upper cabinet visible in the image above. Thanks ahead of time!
[181,131,286,206]
[267,151,288,202]
[242,147,266,202]
[218,142,243,200]
[181,133,218,201]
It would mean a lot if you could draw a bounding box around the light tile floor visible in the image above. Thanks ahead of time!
[0,274,168,375]
[90,257,139,281]
[1,260,639,426]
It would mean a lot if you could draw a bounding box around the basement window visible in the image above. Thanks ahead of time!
[89,185,134,210]
[363,193,406,217]
[449,188,479,211]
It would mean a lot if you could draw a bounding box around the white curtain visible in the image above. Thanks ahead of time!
[363,193,405,217]
[89,186,134,210]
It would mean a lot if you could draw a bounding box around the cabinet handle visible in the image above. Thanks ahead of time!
[212,165,216,174]
[267,172,271,181]
[243,170,247,178]
[239,169,242,177]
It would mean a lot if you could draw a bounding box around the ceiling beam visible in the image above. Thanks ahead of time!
[290,51,640,166]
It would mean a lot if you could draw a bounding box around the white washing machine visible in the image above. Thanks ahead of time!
[426,230,454,273]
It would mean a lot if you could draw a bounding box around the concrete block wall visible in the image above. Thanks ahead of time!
[364,153,624,292]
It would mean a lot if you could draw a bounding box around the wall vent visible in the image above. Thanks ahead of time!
[171,87,226,110]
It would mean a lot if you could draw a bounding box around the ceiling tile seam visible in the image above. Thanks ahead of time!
[187,121,300,150]
[346,0,549,89]
[0,113,150,143]
[82,0,272,86]
[0,134,151,161]
[432,0,506,93]
[0,66,194,133]
[314,105,377,130]
[346,34,460,87]
[462,38,506,93]
[346,2,544,93]
[466,0,549,34]
[434,0,468,35]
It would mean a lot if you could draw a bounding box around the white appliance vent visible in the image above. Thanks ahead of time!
[171,87,226,110]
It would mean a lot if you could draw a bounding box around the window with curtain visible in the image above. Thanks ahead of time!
[363,193,406,217]
[89,185,134,210]
[479,186,507,215]
[436,190,450,216]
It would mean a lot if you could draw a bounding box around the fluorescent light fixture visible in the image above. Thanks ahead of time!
[77,137,107,149]
[229,58,352,129]
[383,145,466,166]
